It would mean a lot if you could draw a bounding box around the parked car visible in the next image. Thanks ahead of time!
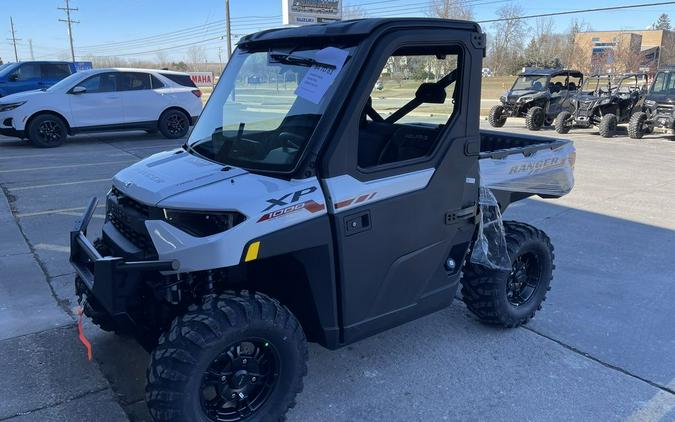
[555,73,648,137]
[489,68,584,131]
[0,68,203,147]
[0,61,91,97]
[482,67,493,77]
[628,67,675,138]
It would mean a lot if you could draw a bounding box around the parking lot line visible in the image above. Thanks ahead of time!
[16,204,105,218]
[0,160,136,174]
[0,151,129,161]
[627,378,675,422]
[8,178,111,192]
[34,243,70,253]
[57,211,105,219]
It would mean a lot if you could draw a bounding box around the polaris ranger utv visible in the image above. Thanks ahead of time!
[628,67,675,139]
[69,19,576,422]
[555,73,648,138]
[489,68,583,131]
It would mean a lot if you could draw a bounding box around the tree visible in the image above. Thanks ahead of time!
[185,45,207,71]
[653,13,671,30]
[612,34,643,74]
[486,4,528,75]
[560,19,594,74]
[428,0,474,20]
[155,50,170,68]
[342,5,367,20]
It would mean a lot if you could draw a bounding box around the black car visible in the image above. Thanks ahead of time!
[555,73,648,138]
[489,68,584,131]
[629,67,675,139]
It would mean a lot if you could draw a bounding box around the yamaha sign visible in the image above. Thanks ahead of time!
[282,0,342,26]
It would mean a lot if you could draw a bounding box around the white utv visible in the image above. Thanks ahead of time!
[70,19,576,421]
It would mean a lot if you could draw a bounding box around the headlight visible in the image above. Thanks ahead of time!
[162,209,245,237]
[500,95,506,103]
[598,98,611,105]
[519,96,532,103]
[0,101,26,112]
[645,100,656,107]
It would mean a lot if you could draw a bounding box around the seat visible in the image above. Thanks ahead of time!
[377,124,440,165]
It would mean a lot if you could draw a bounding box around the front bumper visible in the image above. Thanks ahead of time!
[70,197,179,323]
[0,127,25,138]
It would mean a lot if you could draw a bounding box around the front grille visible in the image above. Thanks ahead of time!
[107,187,157,255]
[579,101,594,111]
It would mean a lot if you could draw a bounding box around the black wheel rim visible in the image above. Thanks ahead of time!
[38,119,63,144]
[506,252,541,306]
[200,338,280,422]
[166,113,188,136]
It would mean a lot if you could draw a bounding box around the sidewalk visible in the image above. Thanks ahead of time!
[0,189,129,421]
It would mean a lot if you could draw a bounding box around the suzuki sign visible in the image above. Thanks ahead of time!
[282,0,342,26]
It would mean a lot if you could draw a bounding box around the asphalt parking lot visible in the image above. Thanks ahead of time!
[1,122,674,422]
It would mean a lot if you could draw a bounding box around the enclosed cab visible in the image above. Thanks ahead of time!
[629,67,675,138]
[489,68,583,131]
[69,19,575,422]
[556,73,648,138]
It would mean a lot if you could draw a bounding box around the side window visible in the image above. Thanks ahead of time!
[13,63,41,80]
[150,75,165,89]
[358,46,461,169]
[78,73,118,93]
[42,63,72,79]
[119,72,152,91]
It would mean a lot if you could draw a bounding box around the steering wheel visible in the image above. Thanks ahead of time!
[279,132,303,149]
[233,137,266,157]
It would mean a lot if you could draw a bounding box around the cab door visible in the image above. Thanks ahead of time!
[319,29,481,344]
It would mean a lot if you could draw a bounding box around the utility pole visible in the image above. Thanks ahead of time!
[217,46,223,74]
[8,17,20,62]
[58,0,79,62]
[28,39,35,60]
[225,0,232,59]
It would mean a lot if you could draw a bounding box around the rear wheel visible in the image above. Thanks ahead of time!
[525,106,545,131]
[628,112,647,139]
[554,111,573,134]
[488,105,507,128]
[158,109,190,139]
[28,113,67,148]
[146,291,307,422]
[461,221,554,328]
[598,113,618,138]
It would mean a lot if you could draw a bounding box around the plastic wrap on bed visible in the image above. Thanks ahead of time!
[480,143,576,196]
[470,187,511,270]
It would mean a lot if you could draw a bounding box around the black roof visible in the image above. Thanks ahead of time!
[519,68,583,77]
[238,18,482,47]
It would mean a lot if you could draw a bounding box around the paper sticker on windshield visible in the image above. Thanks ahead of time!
[295,47,349,104]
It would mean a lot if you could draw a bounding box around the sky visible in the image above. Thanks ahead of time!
[1,0,673,64]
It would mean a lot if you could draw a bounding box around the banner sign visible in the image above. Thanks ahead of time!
[188,72,214,87]
[282,0,342,26]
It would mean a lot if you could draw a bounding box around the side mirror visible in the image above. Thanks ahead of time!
[71,86,87,94]
[8,74,18,82]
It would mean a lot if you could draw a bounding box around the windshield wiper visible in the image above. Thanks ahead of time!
[269,52,336,70]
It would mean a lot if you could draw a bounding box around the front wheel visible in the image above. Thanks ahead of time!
[628,112,647,139]
[554,111,573,134]
[488,105,507,128]
[28,114,68,148]
[158,109,190,139]
[461,221,554,328]
[598,113,618,138]
[146,291,307,422]
[525,106,545,131]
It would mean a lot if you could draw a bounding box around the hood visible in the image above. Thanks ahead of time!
[0,89,47,103]
[112,149,248,206]
[507,89,545,102]
[647,94,675,105]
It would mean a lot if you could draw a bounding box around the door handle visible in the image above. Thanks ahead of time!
[344,211,371,236]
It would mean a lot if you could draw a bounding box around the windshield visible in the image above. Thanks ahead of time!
[651,71,675,95]
[511,75,548,91]
[46,71,89,92]
[581,76,612,95]
[188,45,355,173]
[0,63,18,77]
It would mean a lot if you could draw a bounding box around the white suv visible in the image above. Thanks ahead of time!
[0,68,203,147]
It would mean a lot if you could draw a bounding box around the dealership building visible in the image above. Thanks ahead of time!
[574,29,675,74]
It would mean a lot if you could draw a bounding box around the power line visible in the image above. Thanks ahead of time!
[58,0,79,62]
[7,17,20,62]
[477,1,675,23]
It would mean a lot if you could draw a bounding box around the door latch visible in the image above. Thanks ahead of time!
[344,211,371,236]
